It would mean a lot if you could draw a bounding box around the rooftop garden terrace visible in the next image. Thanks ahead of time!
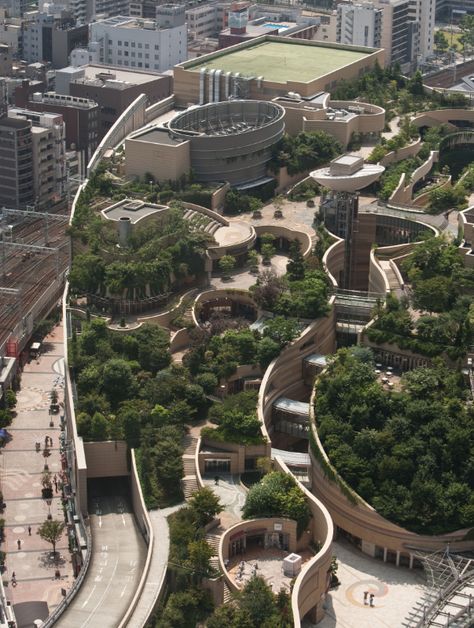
[313,347,474,535]
[367,237,474,359]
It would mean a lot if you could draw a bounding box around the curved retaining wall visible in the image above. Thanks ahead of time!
[412,108,474,129]
[322,236,344,289]
[380,137,422,167]
[389,150,438,205]
[254,224,313,258]
[256,306,336,625]
[368,248,390,294]
[275,457,333,626]
[192,288,260,328]
[118,449,154,628]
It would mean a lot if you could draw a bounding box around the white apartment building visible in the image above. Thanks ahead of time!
[88,10,186,72]
[186,2,229,40]
[8,108,67,207]
[409,0,435,60]
[337,2,383,48]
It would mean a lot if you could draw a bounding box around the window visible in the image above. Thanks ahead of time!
[124,41,128,46]
[131,41,135,47]
[145,53,149,58]
[118,40,122,45]
[145,43,149,49]
[138,42,142,48]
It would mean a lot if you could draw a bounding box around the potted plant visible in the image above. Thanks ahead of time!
[41,471,53,499]
[50,389,60,414]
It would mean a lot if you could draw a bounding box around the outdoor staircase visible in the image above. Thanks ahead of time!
[205,530,224,578]
[223,581,232,604]
[181,434,199,499]
[183,208,222,237]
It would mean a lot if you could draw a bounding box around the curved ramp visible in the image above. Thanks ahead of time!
[55,480,146,628]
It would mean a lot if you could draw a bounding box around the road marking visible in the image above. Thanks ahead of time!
[121,514,125,526]
[81,584,96,608]
[98,516,102,528]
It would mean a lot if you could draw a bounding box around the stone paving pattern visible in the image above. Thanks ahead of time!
[3,323,74,614]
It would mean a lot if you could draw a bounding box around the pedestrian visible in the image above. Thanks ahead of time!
[44,435,48,445]
[363,591,368,605]
[11,572,16,586]
[28,526,31,536]
[369,593,374,607]
[17,539,21,550]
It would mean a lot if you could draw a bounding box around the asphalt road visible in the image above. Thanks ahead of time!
[55,481,146,628]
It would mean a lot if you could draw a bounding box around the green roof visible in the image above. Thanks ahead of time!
[188,40,371,84]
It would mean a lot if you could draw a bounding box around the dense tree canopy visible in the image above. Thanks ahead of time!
[269,131,342,175]
[243,472,311,536]
[314,348,474,534]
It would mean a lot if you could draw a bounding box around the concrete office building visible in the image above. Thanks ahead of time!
[337,2,383,49]
[436,0,474,18]
[21,11,88,67]
[0,43,12,75]
[186,2,229,41]
[0,115,35,209]
[173,36,384,107]
[56,64,172,136]
[14,87,99,173]
[0,22,21,54]
[8,108,67,207]
[87,11,186,73]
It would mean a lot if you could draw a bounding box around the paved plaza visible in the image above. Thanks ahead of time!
[228,546,313,593]
[2,323,74,616]
[312,539,427,628]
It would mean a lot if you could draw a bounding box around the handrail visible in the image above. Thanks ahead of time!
[41,513,92,627]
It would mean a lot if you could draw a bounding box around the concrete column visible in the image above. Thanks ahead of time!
[409,554,414,569]
[383,548,387,562]
[396,551,400,567]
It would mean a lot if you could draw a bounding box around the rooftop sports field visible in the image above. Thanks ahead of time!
[188,40,371,83]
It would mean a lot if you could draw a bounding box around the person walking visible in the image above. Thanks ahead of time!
[363,591,368,605]
[17,539,21,550]
[11,572,16,586]
[28,526,31,536]
[369,593,375,607]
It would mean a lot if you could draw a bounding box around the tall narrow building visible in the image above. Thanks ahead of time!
[0,116,35,209]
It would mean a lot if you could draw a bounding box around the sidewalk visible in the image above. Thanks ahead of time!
[2,323,74,614]
[125,504,183,628]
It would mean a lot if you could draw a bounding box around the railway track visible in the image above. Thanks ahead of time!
[0,209,70,352]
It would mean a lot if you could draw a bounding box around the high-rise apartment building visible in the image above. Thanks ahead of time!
[87,11,186,73]
[14,85,99,174]
[8,108,67,207]
[0,116,35,209]
[409,0,435,60]
[337,3,383,49]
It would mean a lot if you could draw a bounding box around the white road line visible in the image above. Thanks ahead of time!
[81,584,96,608]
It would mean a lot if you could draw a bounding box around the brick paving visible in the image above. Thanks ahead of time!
[2,323,74,614]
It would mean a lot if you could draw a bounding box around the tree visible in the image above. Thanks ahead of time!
[37,519,65,558]
[460,15,474,56]
[238,576,280,627]
[263,316,300,347]
[247,250,260,273]
[188,486,223,527]
[218,255,236,279]
[187,539,214,577]
[102,359,134,404]
[250,270,286,310]
[434,30,449,56]
[412,276,453,313]
[90,412,109,441]
[286,240,305,281]
[5,389,16,409]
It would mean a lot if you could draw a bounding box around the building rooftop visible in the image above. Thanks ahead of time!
[132,127,186,145]
[185,37,374,84]
[70,64,165,87]
[101,199,168,224]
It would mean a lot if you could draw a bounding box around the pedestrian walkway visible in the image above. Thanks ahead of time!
[2,323,74,617]
[125,504,183,628]
[308,539,427,628]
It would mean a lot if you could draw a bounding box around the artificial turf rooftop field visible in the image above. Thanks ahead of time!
[188,40,371,83]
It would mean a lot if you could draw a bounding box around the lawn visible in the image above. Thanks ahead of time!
[189,40,370,83]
